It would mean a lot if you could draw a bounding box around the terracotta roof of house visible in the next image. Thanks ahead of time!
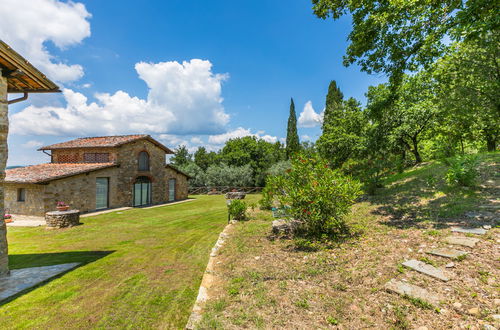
[39,135,174,153]
[5,163,117,184]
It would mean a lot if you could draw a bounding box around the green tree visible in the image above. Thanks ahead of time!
[286,98,300,158]
[318,96,366,167]
[194,147,219,171]
[433,35,499,151]
[322,80,344,131]
[170,145,192,167]
[366,73,440,163]
[312,0,500,85]
[204,164,254,187]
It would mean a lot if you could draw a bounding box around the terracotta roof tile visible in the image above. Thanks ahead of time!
[39,135,148,150]
[38,134,173,153]
[5,163,117,184]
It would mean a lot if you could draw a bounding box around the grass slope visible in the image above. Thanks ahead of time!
[197,153,499,329]
[1,195,258,329]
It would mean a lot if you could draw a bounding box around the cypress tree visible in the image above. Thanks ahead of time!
[322,80,344,132]
[286,98,300,159]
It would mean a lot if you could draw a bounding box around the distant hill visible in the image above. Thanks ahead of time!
[6,166,26,170]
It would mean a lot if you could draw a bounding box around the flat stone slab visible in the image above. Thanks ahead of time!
[451,227,487,235]
[402,259,450,281]
[444,236,480,248]
[0,263,80,302]
[427,248,468,259]
[385,279,441,305]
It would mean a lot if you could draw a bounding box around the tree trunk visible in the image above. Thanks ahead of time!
[0,73,9,276]
[486,135,496,152]
[412,136,422,163]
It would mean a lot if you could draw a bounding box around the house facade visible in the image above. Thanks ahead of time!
[4,135,190,216]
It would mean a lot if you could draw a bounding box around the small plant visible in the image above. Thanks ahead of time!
[393,305,410,329]
[294,238,320,251]
[56,201,68,207]
[228,200,247,220]
[397,264,406,274]
[455,254,467,261]
[444,154,479,187]
[425,175,438,188]
[424,229,440,236]
[326,316,339,325]
[403,295,439,312]
[294,298,310,309]
[419,256,436,267]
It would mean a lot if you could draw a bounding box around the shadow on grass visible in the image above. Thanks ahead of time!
[9,250,114,270]
[1,250,114,306]
[368,168,483,230]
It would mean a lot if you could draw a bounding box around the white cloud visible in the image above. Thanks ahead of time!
[301,135,311,141]
[298,101,323,128]
[190,137,203,144]
[208,127,277,145]
[0,0,91,83]
[22,140,44,149]
[10,59,230,136]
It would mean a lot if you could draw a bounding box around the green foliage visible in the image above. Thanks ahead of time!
[286,98,300,159]
[205,164,254,187]
[318,96,367,167]
[326,316,339,325]
[265,154,362,237]
[228,200,247,220]
[322,80,344,131]
[194,147,219,171]
[265,160,291,177]
[312,0,499,85]
[169,145,192,167]
[177,162,205,187]
[444,155,479,187]
[294,238,320,252]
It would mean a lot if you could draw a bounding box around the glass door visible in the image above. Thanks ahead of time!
[168,179,176,202]
[96,178,109,210]
[133,177,151,206]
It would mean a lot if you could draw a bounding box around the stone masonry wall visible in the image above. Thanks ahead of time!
[4,183,45,216]
[0,74,10,275]
[165,167,189,200]
[43,167,119,214]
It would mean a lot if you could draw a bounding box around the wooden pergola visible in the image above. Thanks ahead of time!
[0,40,60,276]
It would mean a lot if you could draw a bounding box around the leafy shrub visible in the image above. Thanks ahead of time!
[444,154,479,187]
[265,154,362,238]
[228,200,247,220]
[205,164,254,187]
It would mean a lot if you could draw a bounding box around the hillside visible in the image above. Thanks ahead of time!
[195,152,499,329]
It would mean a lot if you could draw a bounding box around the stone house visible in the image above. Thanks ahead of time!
[4,135,190,216]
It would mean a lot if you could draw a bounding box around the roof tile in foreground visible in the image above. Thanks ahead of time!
[5,163,117,184]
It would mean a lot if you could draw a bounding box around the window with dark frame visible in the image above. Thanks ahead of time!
[138,151,150,171]
[84,153,110,163]
[17,188,26,202]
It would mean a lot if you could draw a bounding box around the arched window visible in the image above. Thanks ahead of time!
[138,151,149,171]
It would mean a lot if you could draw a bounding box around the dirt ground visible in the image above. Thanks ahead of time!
[194,156,499,329]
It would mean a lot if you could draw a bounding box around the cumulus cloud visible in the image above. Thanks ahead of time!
[298,101,323,128]
[11,59,230,136]
[22,140,44,149]
[0,0,91,82]
[208,127,277,145]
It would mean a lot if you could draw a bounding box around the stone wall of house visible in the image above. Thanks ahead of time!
[116,140,169,205]
[4,183,46,216]
[52,147,118,163]
[0,73,9,275]
[165,167,189,200]
[43,167,119,214]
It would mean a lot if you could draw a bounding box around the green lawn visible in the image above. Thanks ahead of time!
[1,194,259,329]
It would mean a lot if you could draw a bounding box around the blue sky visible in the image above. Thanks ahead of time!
[2,0,386,166]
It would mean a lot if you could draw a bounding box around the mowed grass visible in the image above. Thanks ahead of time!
[1,194,259,329]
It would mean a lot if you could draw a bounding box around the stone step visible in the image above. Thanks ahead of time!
[427,248,468,259]
[451,227,487,235]
[402,259,450,281]
[444,236,480,248]
[385,279,441,305]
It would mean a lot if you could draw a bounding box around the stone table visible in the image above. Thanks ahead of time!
[45,210,80,228]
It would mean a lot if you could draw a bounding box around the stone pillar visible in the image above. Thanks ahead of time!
[0,72,9,276]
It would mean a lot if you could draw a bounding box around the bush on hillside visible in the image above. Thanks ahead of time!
[444,154,479,187]
[264,155,362,238]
